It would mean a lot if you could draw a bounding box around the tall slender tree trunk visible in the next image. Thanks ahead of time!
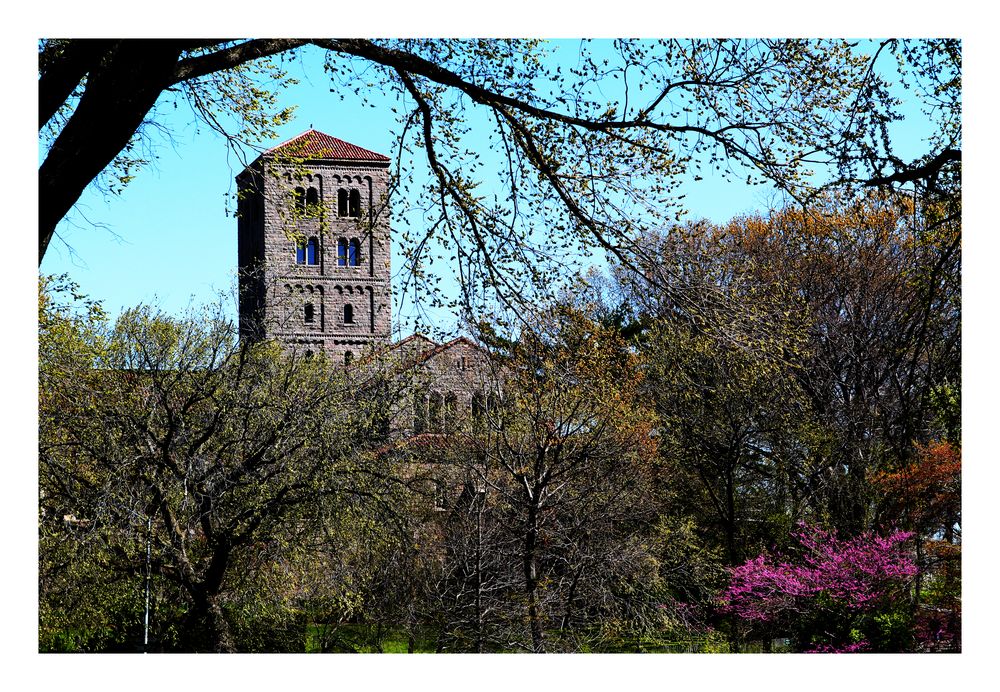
[474,494,485,653]
[523,502,544,652]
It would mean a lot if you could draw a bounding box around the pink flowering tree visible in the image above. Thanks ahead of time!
[720,522,917,652]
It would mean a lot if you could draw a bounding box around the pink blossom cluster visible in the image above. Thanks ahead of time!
[720,522,916,623]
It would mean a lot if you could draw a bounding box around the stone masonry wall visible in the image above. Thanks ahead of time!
[238,157,393,364]
[401,338,500,436]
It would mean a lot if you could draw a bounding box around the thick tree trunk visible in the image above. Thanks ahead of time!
[179,542,234,652]
[38,41,184,263]
[183,588,236,653]
[207,595,236,653]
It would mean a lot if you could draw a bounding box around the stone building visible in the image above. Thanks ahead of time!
[236,129,393,365]
[236,129,496,434]
[384,334,500,436]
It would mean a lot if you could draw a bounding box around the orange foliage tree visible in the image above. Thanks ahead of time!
[875,440,961,651]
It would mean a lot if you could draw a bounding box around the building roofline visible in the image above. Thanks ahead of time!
[240,129,391,174]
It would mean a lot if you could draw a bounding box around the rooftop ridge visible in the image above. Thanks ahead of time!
[260,129,390,163]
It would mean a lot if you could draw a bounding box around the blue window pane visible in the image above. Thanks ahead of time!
[338,239,347,266]
[307,238,317,265]
[296,243,305,264]
[348,242,357,266]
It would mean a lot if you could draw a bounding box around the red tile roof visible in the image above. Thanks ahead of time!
[391,333,439,350]
[262,129,390,162]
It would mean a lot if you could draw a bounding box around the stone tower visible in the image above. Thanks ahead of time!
[236,130,392,364]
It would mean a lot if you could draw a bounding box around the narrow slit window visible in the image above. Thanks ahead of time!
[444,393,458,433]
[434,480,448,510]
[338,189,348,217]
[487,393,501,426]
[413,392,427,434]
[344,304,354,324]
[338,238,348,266]
[349,189,361,217]
[472,393,485,426]
[304,302,315,323]
[429,392,444,433]
[306,237,318,265]
[293,186,306,214]
[295,239,306,265]
[348,238,360,266]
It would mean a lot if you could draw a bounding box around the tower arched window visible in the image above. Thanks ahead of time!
[306,237,319,265]
[348,238,361,266]
[349,189,361,217]
[487,393,502,427]
[303,302,315,323]
[338,189,348,217]
[344,351,354,367]
[337,238,348,266]
[344,304,354,324]
[295,239,306,265]
[306,186,319,211]
[293,186,306,214]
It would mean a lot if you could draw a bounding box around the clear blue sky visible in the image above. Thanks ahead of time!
[40,45,407,327]
[39,40,934,336]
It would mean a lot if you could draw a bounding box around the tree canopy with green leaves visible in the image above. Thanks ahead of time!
[39,278,402,651]
[39,38,960,314]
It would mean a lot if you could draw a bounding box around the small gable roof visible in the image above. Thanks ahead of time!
[413,336,484,365]
[392,334,439,351]
[376,334,486,368]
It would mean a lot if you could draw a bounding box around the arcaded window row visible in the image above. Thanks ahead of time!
[291,186,362,218]
[413,391,501,434]
[302,349,355,368]
[295,237,363,266]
